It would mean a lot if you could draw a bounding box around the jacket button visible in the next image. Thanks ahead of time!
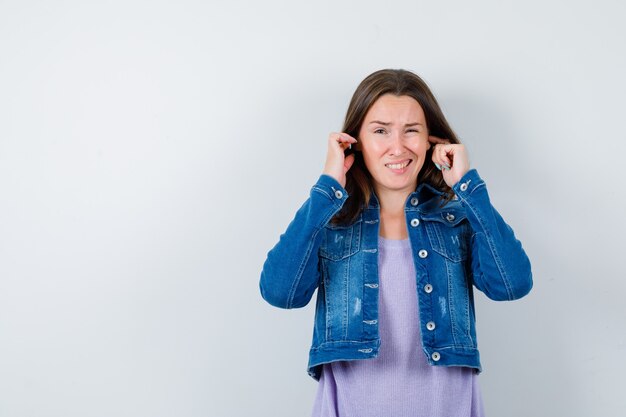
[432,352,441,361]
[424,284,433,293]
[334,189,344,199]
[410,197,419,206]
[445,213,455,222]
[426,321,436,331]
[410,218,420,227]
[460,182,468,192]
[418,249,428,258]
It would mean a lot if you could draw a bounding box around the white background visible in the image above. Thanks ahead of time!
[1,1,625,416]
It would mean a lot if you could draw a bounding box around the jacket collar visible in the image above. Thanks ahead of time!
[365,181,446,209]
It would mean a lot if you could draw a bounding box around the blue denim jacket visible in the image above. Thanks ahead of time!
[259,168,532,381]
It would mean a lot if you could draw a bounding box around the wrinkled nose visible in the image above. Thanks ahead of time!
[389,132,404,155]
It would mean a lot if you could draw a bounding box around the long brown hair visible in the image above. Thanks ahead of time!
[332,68,460,225]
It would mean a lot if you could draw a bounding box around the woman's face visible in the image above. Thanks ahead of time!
[358,94,431,196]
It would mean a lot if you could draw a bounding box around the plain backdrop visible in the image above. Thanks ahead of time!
[1,1,625,416]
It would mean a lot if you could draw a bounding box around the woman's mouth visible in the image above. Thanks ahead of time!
[385,159,412,173]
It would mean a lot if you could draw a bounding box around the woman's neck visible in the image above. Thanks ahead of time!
[375,183,414,215]
[375,185,414,240]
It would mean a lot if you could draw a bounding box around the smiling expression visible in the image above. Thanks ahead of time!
[357,94,431,196]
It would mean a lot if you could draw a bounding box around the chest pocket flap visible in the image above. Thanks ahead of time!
[319,220,361,261]
[422,208,471,262]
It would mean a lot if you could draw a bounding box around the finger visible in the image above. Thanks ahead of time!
[328,132,343,143]
[334,133,357,152]
[338,133,358,148]
[430,145,440,167]
[338,132,358,142]
[327,133,349,151]
[329,133,357,146]
[432,144,452,170]
[439,146,453,168]
[428,135,450,145]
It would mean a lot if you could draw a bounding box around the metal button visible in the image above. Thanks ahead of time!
[424,284,433,293]
[460,183,468,192]
[426,321,436,331]
[445,213,455,222]
[410,218,420,227]
[334,189,344,199]
[432,352,441,361]
[418,249,428,258]
[410,197,419,206]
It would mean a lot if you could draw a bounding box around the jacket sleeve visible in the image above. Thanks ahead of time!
[259,174,348,309]
[452,169,533,301]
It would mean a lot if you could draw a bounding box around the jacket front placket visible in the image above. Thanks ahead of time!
[360,197,381,343]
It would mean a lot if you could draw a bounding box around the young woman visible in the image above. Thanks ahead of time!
[259,69,533,417]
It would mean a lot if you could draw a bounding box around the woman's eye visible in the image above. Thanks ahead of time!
[374,128,386,134]
[407,129,420,133]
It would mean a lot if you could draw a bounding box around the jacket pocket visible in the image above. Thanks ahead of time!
[423,209,471,262]
[318,220,361,261]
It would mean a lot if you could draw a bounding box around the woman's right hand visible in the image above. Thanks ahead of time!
[322,132,357,188]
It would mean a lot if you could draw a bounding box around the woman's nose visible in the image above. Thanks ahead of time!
[389,132,404,155]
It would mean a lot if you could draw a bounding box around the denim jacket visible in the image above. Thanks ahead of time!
[259,168,532,381]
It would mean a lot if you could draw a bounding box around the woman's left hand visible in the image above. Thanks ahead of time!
[428,135,470,188]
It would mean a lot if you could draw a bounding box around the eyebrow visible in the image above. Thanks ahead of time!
[368,120,423,127]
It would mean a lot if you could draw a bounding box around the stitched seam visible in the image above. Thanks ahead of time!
[323,260,331,340]
[459,185,513,299]
[468,182,486,195]
[312,185,332,200]
[446,259,460,345]
[311,340,378,349]
[463,280,472,344]
[287,198,339,308]
[424,344,478,351]
[343,242,350,339]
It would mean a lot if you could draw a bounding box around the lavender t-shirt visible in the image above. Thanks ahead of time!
[311,236,485,417]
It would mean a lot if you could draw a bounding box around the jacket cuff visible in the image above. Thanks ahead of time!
[451,169,485,201]
[312,174,349,207]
